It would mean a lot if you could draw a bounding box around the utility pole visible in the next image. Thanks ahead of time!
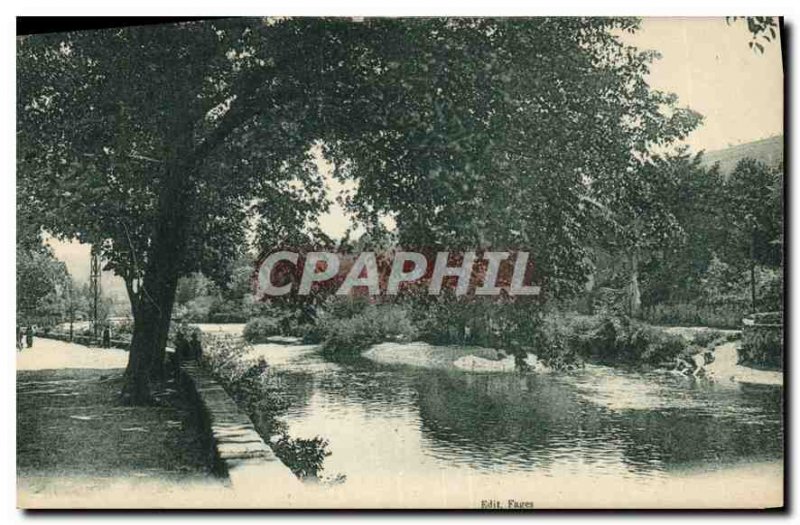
[89,246,102,339]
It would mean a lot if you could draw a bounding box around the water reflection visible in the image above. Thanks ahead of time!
[252,343,783,482]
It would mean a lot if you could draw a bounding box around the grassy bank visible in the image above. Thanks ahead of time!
[198,335,337,482]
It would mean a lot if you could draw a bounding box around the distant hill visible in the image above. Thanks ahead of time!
[699,135,783,176]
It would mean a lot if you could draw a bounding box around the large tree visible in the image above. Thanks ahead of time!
[324,18,699,300]
[18,19,330,402]
[18,17,698,402]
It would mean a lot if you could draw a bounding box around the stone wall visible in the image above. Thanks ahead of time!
[178,361,301,489]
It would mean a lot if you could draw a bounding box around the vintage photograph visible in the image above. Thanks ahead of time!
[16,16,784,509]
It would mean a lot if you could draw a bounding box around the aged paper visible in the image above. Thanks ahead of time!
[16,16,784,509]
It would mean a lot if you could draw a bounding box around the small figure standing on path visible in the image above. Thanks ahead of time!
[16,325,23,351]
[172,329,188,377]
[25,326,34,349]
[189,332,202,361]
[102,325,111,348]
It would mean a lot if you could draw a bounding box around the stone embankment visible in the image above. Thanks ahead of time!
[178,361,301,489]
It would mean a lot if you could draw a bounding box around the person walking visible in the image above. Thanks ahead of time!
[25,326,34,349]
[172,330,188,377]
[102,325,111,348]
[189,332,202,361]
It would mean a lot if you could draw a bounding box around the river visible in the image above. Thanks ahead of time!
[243,339,783,508]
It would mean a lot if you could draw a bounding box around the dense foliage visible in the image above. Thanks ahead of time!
[18,17,702,401]
[312,302,419,353]
[740,313,783,370]
[199,335,334,479]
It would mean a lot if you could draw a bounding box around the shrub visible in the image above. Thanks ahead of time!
[200,336,338,478]
[299,322,326,344]
[207,298,250,324]
[641,302,745,329]
[318,304,418,354]
[243,317,283,343]
[271,434,331,479]
[168,322,201,346]
[534,320,584,371]
[323,296,371,320]
[178,296,215,322]
[200,336,289,418]
[412,298,545,348]
[412,298,479,345]
[740,313,783,370]
[691,329,726,348]
[583,315,687,366]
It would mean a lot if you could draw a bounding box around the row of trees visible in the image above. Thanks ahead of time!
[17,208,109,329]
[17,17,770,402]
[586,151,782,319]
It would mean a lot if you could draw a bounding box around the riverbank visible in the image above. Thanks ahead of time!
[364,341,547,373]
[362,336,782,386]
[704,342,782,386]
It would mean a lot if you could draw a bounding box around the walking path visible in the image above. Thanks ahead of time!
[17,339,226,508]
[17,337,128,370]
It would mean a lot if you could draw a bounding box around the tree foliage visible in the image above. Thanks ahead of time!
[18,17,701,400]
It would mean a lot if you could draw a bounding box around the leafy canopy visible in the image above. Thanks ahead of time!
[18,18,700,303]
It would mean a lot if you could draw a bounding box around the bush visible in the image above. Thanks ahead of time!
[641,302,745,329]
[740,313,783,370]
[201,336,337,479]
[200,336,289,424]
[317,303,418,354]
[168,323,201,347]
[178,296,215,322]
[271,434,331,479]
[691,329,726,348]
[299,322,326,344]
[323,296,371,320]
[243,317,283,343]
[411,298,545,348]
[583,315,687,366]
[534,319,584,371]
[201,336,339,478]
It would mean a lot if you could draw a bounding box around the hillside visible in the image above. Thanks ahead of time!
[699,135,783,176]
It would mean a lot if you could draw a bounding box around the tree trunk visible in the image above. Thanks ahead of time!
[123,157,193,404]
[750,260,757,313]
[629,251,642,318]
[750,232,757,313]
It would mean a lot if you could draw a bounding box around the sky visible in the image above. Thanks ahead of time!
[624,17,783,153]
[47,17,784,296]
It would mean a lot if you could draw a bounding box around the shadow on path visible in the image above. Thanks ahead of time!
[17,341,226,508]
